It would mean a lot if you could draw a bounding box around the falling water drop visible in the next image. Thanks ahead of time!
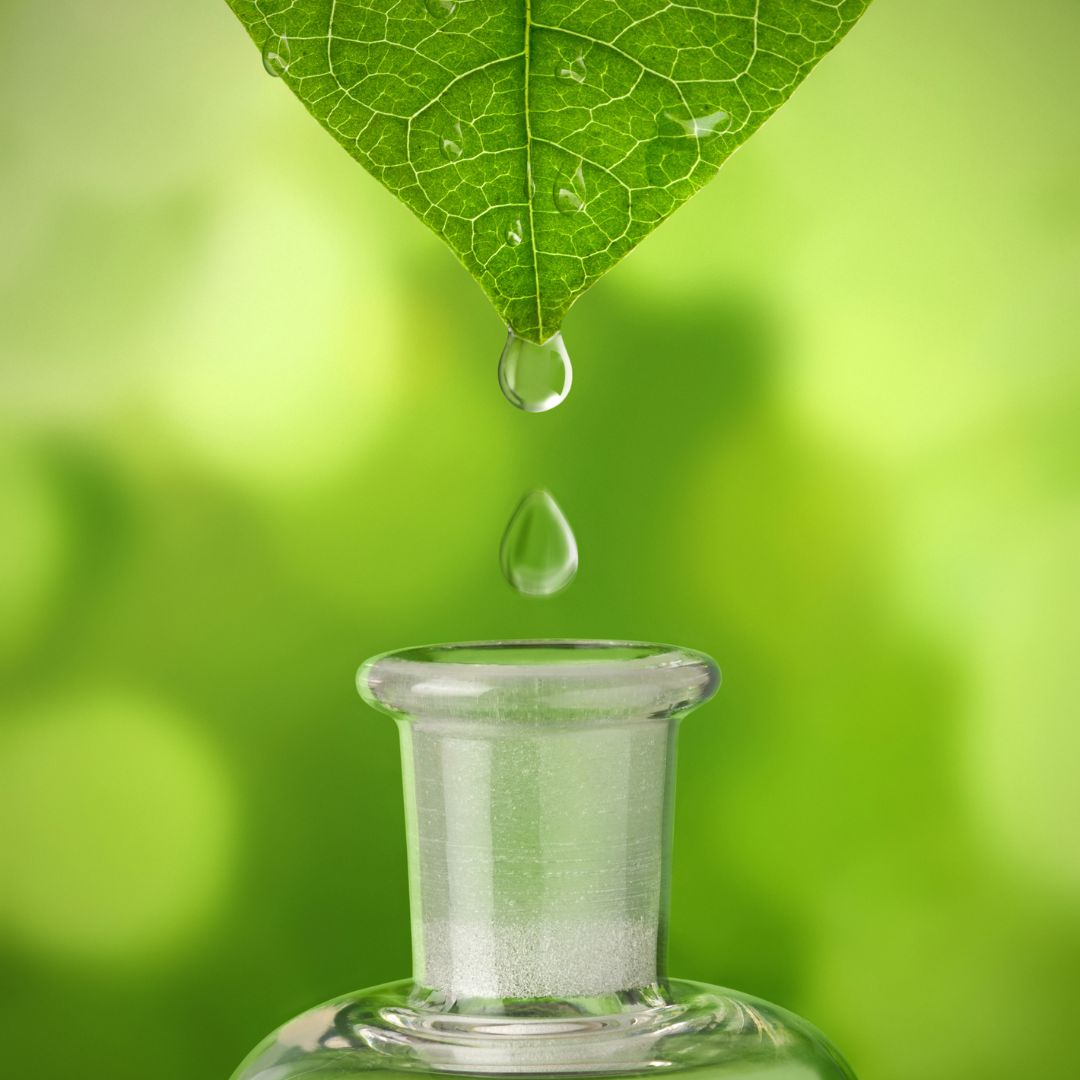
[261,33,291,77]
[498,329,572,412]
[425,0,458,19]
[553,162,587,215]
[500,490,579,597]
[441,121,465,161]
[556,54,587,84]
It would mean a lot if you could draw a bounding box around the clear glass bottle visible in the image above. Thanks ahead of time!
[232,641,856,1079]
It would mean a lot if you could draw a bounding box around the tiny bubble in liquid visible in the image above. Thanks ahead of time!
[553,162,586,215]
[556,54,587,84]
[261,33,291,77]
[498,328,572,412]
[441,121,464,161]
[425,0,458,19]
[500,489,579,597]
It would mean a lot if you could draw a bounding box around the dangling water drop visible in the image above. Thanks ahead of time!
[441,121,464,161]
[261,33,291,77]
[425,0,458,19]
[506,219,524,246]
[498,329,572,412]
[553,161,587,215]
[500,490,579,597]
[556,54,587,84]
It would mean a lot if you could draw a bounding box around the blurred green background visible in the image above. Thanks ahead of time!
[1,0,1078,1077]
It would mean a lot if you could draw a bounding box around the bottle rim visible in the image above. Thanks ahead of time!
[356,639,720,723]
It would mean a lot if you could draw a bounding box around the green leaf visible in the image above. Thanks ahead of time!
[226,0,871,341]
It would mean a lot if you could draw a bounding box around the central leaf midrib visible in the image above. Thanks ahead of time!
[522,0,542,339]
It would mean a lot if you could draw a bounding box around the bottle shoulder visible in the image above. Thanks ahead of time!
[231,977,855,1080]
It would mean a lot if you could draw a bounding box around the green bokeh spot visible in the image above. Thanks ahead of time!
[0,695,235,963]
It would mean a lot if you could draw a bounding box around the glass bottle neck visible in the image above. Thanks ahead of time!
[397,716,678,1002]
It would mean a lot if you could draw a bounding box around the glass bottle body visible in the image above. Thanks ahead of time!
[232,642,855,1080]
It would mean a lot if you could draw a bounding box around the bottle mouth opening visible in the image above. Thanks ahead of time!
[357,639,720,724]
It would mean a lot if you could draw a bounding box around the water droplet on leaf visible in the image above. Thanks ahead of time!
[441,121,464,161]
[506,219,524,246]
[425,0,458,19]
[498,329,572,412]
[556,54,587,84]
[261,33,291,77]
[553,162,587,215]
[674,108,729,138]
[500,490,579,597]
[645,105,729,186]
